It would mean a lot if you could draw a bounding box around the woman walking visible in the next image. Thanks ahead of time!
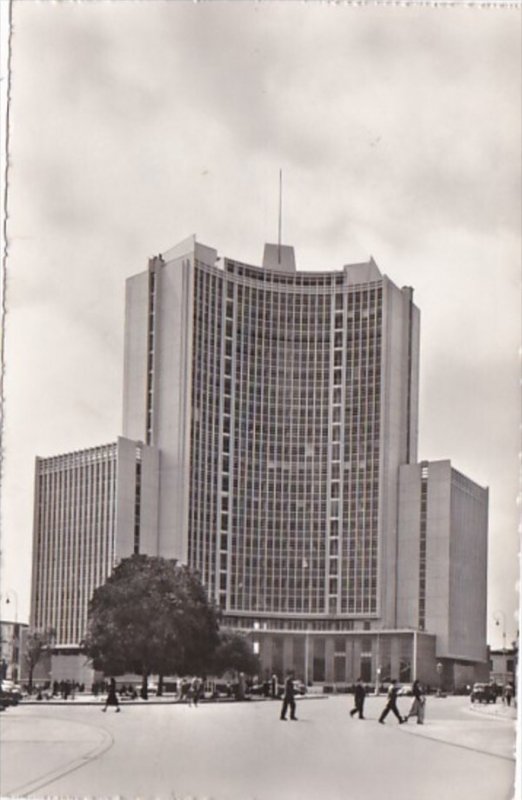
[102,677,121,712]
[404,680,425,724]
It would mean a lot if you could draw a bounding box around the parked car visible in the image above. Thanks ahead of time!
[277,680,307,698]
[248,682,269,696]
[1,680,22,707]
[398,684,414,696]
[470,682,496,704]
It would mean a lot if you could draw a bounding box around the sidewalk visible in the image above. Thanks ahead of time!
[468,701,517,721]
[15,691,327,707]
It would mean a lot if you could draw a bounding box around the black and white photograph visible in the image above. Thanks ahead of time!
[0,2,520,799]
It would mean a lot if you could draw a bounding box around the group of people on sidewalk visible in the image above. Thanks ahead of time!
[101,670,427,724]
[349,678,426,725]
[101,675,206,712]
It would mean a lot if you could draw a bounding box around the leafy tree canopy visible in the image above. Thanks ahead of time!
[212,629,261,677]
[25,628,56,690]
[82,555,220,680]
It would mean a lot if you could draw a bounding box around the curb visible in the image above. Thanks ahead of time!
[14,693,328,708]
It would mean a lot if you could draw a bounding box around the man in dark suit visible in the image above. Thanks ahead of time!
[280,671,298,721]
[378,679,405,724]
[350,677,366,719]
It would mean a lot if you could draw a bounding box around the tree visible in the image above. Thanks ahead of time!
[25,628,55,692]
[212,630,261,678]
[82,555,220,697]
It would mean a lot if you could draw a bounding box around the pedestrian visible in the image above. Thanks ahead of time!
[504,683,514,707]
[280,671,298,721]
[102,677,121,712]
[186,679,195,706]
[179,677,190,703]
[378,680,405,724]
[349,678,366,719]
[404,680,425,724]
[192,676,202,707]
[271,674,278,699]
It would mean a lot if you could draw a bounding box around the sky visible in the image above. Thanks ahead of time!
[1,1,520,648]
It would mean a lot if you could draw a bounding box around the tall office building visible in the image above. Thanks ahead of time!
[123,238,419,626]
[31,234,488,687]
[30,438,158,681]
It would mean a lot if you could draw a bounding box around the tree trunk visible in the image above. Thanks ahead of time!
[157,673,164,697]
[140,670,149,700]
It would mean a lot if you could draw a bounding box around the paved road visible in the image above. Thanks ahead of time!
[0,695,516,800]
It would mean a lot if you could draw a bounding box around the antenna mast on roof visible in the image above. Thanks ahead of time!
[278,168,283,264]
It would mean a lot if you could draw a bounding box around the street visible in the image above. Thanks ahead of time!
[0,694,516,800]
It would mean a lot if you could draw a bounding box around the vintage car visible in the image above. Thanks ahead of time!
[0,679,23,707]
[470,682,496,704]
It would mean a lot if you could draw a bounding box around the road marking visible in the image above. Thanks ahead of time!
[398,725,515,762]
[3,715,115,797]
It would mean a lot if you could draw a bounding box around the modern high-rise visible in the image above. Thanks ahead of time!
[123,237,418,621]
[31,234,489,687]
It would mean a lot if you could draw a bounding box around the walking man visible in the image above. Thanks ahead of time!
[192,676,202,707]
[349,678,366,719]
[280,671,298,721]
[378,679,405,724]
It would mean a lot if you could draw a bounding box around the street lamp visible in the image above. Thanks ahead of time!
[2,590,19,623]
[1,590,19,682]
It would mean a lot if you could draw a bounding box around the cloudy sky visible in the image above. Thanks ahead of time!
[2,1,520,646]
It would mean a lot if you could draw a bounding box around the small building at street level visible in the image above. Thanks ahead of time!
[30,236,489,689]
[0,620,28,684]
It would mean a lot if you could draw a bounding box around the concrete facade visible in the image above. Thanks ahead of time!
[397,460,489,686]
[123,237,201,563]
[490,648,516,686]
[0,621,28,683]
[249,627,443,688]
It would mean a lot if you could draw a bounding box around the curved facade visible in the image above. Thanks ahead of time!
[123,237,420,634]
[191,258,383,619]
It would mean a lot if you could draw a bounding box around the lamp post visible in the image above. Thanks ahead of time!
[493,611,507,688]
[374,630,381,695]
[304,624,310,687]
[375,666,382,696]
[436,662,443,696]
[1,590,19,682]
